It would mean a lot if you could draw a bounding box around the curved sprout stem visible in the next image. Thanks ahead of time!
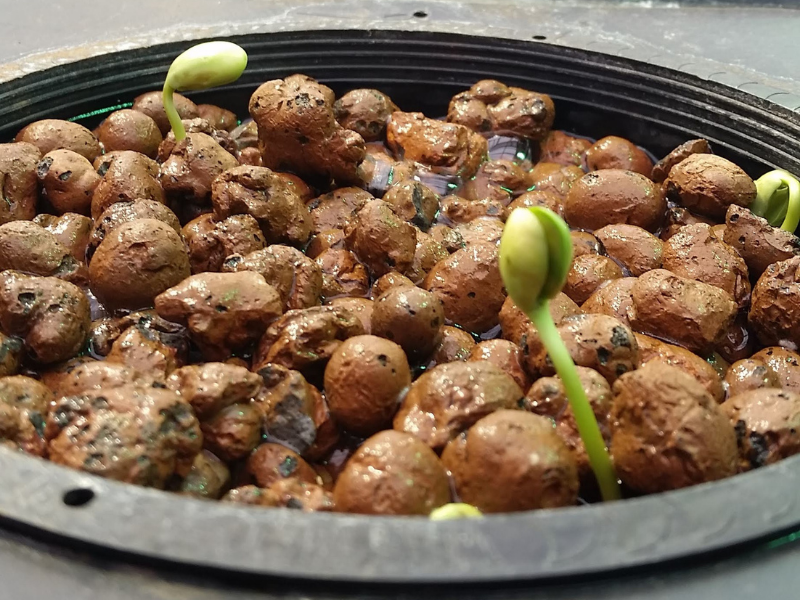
[528,302,621,502]
[162,82,186,142]
[781,173,800,232]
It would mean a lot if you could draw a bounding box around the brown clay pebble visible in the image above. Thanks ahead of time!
[96,109,163,158]
[382,180,439,230]
[159,133,238,204]
[723,204,800,277]
[34,212,93,261]
[132,91,199,135]
[394,361,522,451]
[428,325,476,365]
[197,104,238,132]
[664,153,756,219]
[459,159,528,203]
[89,200,180,258]
[334,88,398,142]
[15,119,101,163]
[0,332,23,377]
[180,451,231,499]
[651,139,712,183]
[439,195,505,224]
[0,220,87,285]
[306,229,346,259]
[584,136,653,177]
[308,187,373,234]
[0,376,53,456]
[334,430,450,515]
[724,346,800,398]
[105,326,179,381]
[528,162,584,199]
[89,219,190,311]
[630,269,737,353]
[594,224,663,276]
[721,388,800,470]
[442,410,578,513]
[565,169,665,232]
[54,361,140,399]
[455,217,505,248]
[468,339,531,391]
[499,293,582,345]
[610,362,738,493]
[345,200,417,277]
[328,297,374,334]
[201,403,263,462]
[424,242,505,334]
[324,335,411,435]
[166,362,262,420]
[748,256,800,347]
[405,231,450,284]
[540,131,592,167]
[371,286,444,359]
[247,443,319,488]
[370,272,414,299]
[429,224,465,253]
[563,254,624,305]
[37,149,100,215]
[582,277,636,326]
[0,142,41,224]
[316,248,370,300]
[91,151,165,219]
[570,231,601,257]
[506,190,564,219]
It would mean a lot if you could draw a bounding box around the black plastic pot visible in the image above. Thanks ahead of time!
[2,28,800,599]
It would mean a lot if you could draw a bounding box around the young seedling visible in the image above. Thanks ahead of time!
[751,169,800,232]
[499,207,621,502]
[429,503,483,520]
[162,41,248,142]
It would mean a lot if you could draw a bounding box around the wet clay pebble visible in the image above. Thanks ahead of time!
[523,367,612,482]
[723,204,800,277]
[565,169,666,232]
[386,111,487,178]
[324,335,411,435]
[459,159,529,203]
[428,325,476,365]
[404,232,451,284]
[0,142,41,224]
[91,151,165,219]
[345,200,417,277]
[222,481,334,511]
[315,248,370,299]
[455,217,505,248]
[238,146,263,167]
[306,229,346,259]
[423,242,505,334]
[52,361,140,399]
[393,361,522,451]
[506,190,564,219]
[0,272,90,364]
[382,180,439,230]
[660,206,716,241]
[36,149,100,215]
[664,153,756,219]
[563,253,624,305]
[307,187,373,234]
[499,293,582,346]
[610,362,738,493]
[47,384,202,487]
[201,403,263,462]
[157,118,238,163]
[439,195,506,224]
[328,297,374,334]
[89,219,190,311]
[584,136,653,177]
[525,313,638,383]
[15,119,101,163]
[447,80,555,140]
[183,213,266,274]
[106,326,180,381]
[748,256,800,347]
[246,443,319,488]
[37,356,97,393]
[211,165,312,247]
[223,245,322,310]
[334,430,450,515]
[429,224,465,254]
[582,277,637,326]
[155,271,283,361]
[0,220,87,285]
[593,224,663,276]
[570,231,602,257]
[528,162,584,199]
[721,388,800,470]
[197,104,238,132]
[725,346,800,398]
[333,88,398,142]
[467,339,531,392]
[371,286,444,359]
[539,131,592,167]
[370,272,414,299]
[96,109,163,158]
[249,74,366,185]
[630,269,737,353]
[166,362,262,420]
[662,223,750,307]
[34,212,92,262]
[0,376,52,456]
[634,333,724,403]
[442,410,578,513]
[0,332,23,377]
[651,138,712,183]
[132,90,199,135]
[180,450,231,499]
[159,133,238,204]
[252,305,365,376]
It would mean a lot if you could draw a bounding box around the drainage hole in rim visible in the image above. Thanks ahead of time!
[62,488,95,507]
[532,35,547,40]
[413,10,428,18]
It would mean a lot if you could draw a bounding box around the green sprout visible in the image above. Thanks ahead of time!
[750,169,800,232]
[430,503,483,520]
[163,41,248,142]
[499,207,621,502]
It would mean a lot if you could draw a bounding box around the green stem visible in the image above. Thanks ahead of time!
[781,174,800,232]
[529,302,621,502]
[162,82,186,142]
